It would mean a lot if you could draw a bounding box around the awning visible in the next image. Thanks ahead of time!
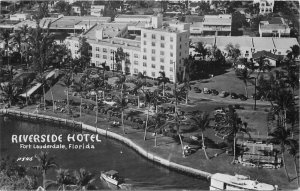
[19,83,42,98]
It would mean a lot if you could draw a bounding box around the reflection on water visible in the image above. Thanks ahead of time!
[0,116,209,190]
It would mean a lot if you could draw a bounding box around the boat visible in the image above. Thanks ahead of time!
[100,170,124,186]
[210,173,277,190]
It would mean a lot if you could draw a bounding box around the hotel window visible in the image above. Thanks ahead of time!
[152,49,155,54]
[144,33,147,38]
[103,48,107,52]
[152,34,156,39]
[170,60,173,64]
[134,54,139,58]
[152,42,155,46]
[151,64,156,68]
[170,67,173,72]
[103,55,107,59]
[160,65,164,70]
[161,36,165,40]
[143,55,147,60]
[134,69,138,73]
[161,43,165,48]
[160,58,164,63]
[96,47,100,51]
[151,72,155,77]
[134,61,138,65]
[170,37,173,42]
[75,43,79,47]
[144,41,146,45]
[111,56,113,60]
[143,62,147,67]
[179,52,181,56]
[89,53,92,57]
[96,61,99,65]
[143,71,147,75]
[180,44,182,49]
[180,37,182,42]
[151,57,155,61]
[96,54,100,58]
[111,49,114,53]
[143,48,147,53]
[170,52,173,57]
[160,51,164,56]
[88,45,92,50]
[169,75,173,80]
[170,45,173,49]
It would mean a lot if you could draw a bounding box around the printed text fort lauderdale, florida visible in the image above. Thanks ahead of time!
[11,134,101,149]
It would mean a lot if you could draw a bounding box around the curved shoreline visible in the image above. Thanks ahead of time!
[0,109,212,180]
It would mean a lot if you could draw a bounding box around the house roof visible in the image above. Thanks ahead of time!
[252,50,278,60]
[184,15,204,23]
[190,36,215,46]
[273,38,299,51]
[216,36,253,49]
[252,37,275,50]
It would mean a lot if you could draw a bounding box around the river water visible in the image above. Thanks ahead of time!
[0,116,210,190]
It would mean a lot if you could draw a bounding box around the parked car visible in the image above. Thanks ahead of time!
[203,88,211,94]
[194,87,202,93]
[239,94,247,101]
[231,93,238,99]
[211,89,219,96]
[219,91,229,98]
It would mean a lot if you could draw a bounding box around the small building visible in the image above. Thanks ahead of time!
[259,17,290,37]
[252,50,279,67]
[72,5,81,15]
[90,5,105,17]
[9,13,31,21]
[191,14,232,36]
[254,0,274,14]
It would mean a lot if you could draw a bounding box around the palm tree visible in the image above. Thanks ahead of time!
[53,168,74,191]
[12,31,22,65]
[157,71,170,97]
[143,90,157,140]
[0,30,11,51]
[46,78,55,112]
[288,140,299,186]
[73,168,95,190]
[62,73,73,114]
[225,43,241,64]
[182,58,192,104]
[235,68,252,98]
[287,45,300,60]
[190,111,211,160]
[149,113,166,147]
[193,42,208,60]
[114,74,126,97]
[132,80,143,108]
[33,151,57,190]
[270,127,294,181]
[0,81,21,106]
[115,95,128,135]
[137,71,147,91]
[114,47,128,73]
[36,73,47,110]
[274,89,294,130]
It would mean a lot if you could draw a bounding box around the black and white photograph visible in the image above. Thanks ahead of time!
[0,0,299,190]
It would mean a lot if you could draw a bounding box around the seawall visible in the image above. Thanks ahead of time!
[0,109,212,180]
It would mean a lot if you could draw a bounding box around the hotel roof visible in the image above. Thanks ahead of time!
[115,14,153,19]
[216,36,253,48]
[252,37,275,50]
[84,23,128,40]
[253,50,279,60]
[273,38,299,50]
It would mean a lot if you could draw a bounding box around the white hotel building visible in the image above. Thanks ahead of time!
[65,15,190,82]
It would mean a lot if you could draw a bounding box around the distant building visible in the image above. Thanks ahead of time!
[114,14,152,23]
[90,5,105,17]
[190,14,232,36]
[9,13,31,21]
[259,17,290,37]
[72,5,81,15]
[254,0,274,14]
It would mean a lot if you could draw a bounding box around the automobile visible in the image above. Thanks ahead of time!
[211,89,219,96]
[194,87,202,93]
[203,88,211,94]
[213,108,226,115]
[219,91,229,98]
[231,92,238,99]
[239,94,247,101]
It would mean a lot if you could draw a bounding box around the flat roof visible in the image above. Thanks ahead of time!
[273,38,299,50]
[260,24,289,30]
[216,36,253,48]
[50,16,110,29]
[203,15,232,25]
[84,23,128,40]
[252,37,275,50]
[190,36,215,46]
[115,14,152,19]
